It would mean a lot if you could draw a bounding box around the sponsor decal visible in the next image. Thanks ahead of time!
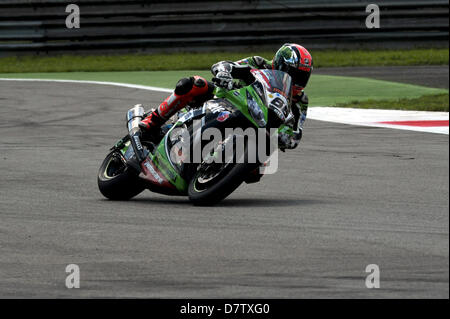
[273,87,288,98]
[206,101,226,114]
[143,161,164,184]
[210,106,225,113]
[179,110,194,122]
[133,135,143,151]
[272,107,285,122]
[217,111,230,122]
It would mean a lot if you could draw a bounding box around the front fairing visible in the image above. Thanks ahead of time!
[215,69,293,128]
[250,69,293,124]
[215,85,268,128]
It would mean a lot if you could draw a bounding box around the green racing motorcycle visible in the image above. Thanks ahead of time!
[97,69,294,205]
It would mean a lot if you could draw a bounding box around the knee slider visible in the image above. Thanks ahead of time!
[193,77,207,88]
[174,77,194,95]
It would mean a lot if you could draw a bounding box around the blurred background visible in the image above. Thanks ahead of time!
[0,0,448,55]
[0,0,448,110]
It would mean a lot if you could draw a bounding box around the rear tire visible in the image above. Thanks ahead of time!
[98,151,145,200]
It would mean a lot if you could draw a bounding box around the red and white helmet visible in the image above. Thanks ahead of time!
[272,43,313,93]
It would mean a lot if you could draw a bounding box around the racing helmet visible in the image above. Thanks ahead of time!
[272,43,313,92]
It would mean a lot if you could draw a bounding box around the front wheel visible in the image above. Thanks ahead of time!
[187,134,258,206]
[97,151,145,200]
[188,161,255,206]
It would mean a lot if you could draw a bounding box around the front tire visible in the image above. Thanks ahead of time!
[188,162,254,206]
[187,134,258,206]
[98,151,145,200]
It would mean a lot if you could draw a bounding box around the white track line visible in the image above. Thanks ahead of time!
[1,78,448,135]
[308,107,449,135]
[0,78,173,93]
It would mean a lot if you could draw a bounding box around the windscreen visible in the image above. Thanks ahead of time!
[254,70,292,103]
[251,69,293,122]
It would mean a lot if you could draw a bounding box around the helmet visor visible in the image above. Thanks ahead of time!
[289,66,311,89]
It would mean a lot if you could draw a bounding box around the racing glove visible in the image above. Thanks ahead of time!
[212,71,234,90]
[278,130,302,152]
[278,92,308,151]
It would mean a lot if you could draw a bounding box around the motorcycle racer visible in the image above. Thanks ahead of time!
[139,43,313,151]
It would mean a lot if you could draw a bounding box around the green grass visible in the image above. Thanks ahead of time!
[0,48,448,73]
[1,71,447,110]
[336,93,449,112]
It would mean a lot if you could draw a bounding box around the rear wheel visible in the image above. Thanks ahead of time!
[97,151,145,200]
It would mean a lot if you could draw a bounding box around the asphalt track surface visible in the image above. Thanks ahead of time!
[316,65,449,89]
[0,80,448,298]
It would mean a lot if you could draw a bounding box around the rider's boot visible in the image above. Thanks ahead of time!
[139,76,213,132]
[244,167,264,184]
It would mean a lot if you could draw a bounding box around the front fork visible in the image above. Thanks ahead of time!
[109,105,147,173]
[126,104,148,163]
